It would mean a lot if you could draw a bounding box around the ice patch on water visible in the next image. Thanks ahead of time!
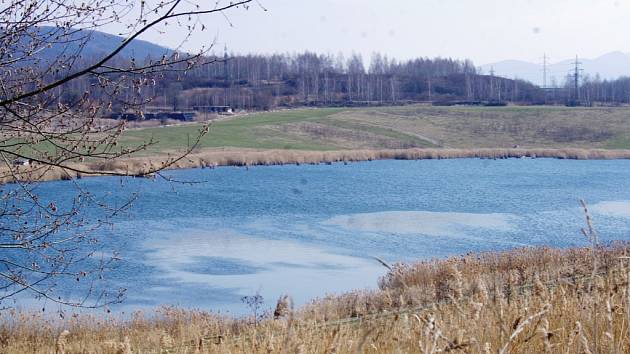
[142,229,385,305]
[591,201,630,218]
[323,211,514,237]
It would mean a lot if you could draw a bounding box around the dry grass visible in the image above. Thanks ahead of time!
[113,106,630,154]
[355,105,630,149]
[4,147,630,184]
[3,244,630,353]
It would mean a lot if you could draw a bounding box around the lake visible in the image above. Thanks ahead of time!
[18,158,630,314]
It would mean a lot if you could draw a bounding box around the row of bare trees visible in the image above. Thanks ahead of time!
[65,51,543,112]
[169,54,630,109]
[578,75,630,105]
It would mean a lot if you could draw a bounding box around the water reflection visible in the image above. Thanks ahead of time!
[324,211,515,236]
[142,229,386,311]
[20,159,630,313]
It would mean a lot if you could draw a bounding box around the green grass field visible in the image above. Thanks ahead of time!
[118,105,630,155]
[120,108,346,153]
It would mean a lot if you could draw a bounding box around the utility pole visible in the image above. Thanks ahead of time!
[223,44,229,81]
[541,54,549,104]
[489,66,495,100]
[542,53,548,89]
[572,55,582,103]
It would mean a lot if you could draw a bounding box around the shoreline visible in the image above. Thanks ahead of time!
[5,147,630,183]
[4,244,628,352]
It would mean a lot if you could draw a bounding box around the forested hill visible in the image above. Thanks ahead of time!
[156,53,545,110]
[146,52,630,110]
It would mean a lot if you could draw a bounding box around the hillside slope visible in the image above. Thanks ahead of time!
[24,26,174,63]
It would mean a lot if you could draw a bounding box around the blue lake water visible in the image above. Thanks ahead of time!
[17,159,630,314]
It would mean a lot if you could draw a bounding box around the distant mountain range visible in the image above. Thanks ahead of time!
[27,26,174,63]
[480,52,630,87]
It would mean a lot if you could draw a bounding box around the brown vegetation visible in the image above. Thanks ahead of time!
[4,147,630,184]
[2,244,630,353]
[344,106,630,149]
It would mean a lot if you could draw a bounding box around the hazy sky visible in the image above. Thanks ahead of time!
[131,0,630,65]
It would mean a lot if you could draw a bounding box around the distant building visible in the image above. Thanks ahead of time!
[110,111,196,121]
[192,106,233,114]
[110,112,143,121]
[157,112,196,121]
[13,157,30,166]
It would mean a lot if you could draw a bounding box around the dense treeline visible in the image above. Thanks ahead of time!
[54,52,541,113]
[152,52,545,111]
[579,75,630,105]
[56,51,630,113]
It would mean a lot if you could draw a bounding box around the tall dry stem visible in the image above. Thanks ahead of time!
[580,199,599,353]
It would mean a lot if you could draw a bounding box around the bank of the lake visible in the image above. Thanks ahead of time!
[7,147,630,183]
[4,245,630,354]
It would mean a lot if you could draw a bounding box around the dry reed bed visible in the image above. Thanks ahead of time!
[4,147,630,184]
[3,245,630,353]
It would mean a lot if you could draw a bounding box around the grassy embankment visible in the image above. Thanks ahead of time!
[4,242,630,353]
[75,105,630,177]
[7,105,630,182]
[116,105,630,152]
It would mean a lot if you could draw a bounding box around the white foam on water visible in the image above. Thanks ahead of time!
[323,211,515,237]
[591,201,630,218]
